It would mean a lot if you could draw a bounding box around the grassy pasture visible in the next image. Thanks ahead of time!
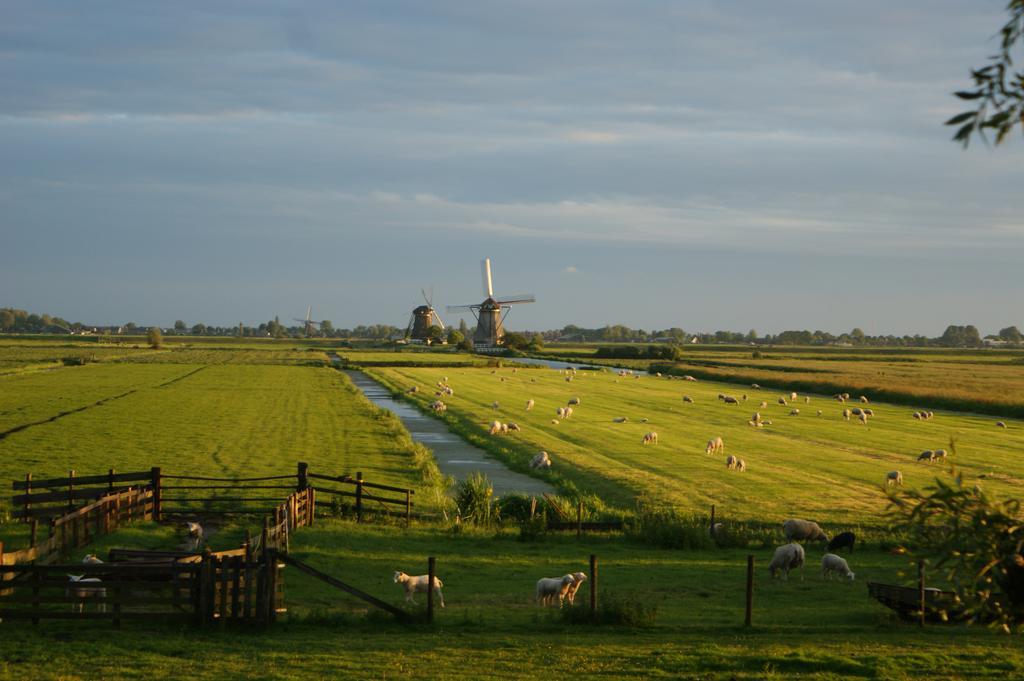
[368,365,1024,526]
[3,520,1023,680]
[539,344,1024,416]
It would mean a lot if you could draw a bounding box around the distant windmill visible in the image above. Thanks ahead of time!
[406,288,446,342]
[294,306,321,338]
[447,258,535,348]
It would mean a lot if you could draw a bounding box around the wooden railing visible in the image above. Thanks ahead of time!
[308,471,414,525]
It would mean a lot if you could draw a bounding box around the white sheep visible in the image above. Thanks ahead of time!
[568,397,581,406]
[393,570,445,607]
[790,392,798,401]
[932,449,948,461]
[843,408,851,421]
[821,553,855,581]
[858,412,868,425]
[430,400,447,412]
[186,522,204,551]
[783,519,828,543]
[507,422,521,432]
[726,455,738,469]
[816,410,823,416]
[526,399,535,411]
[642,431,658,445]
[886,470,903,487]
[683,375,697,381]
[492,401,500,409]
[768,543,806,580]
[705,436,724,455]
[804,396,810,404]
[917,450,935,462]
[536,574,577,607]
[860,396,869,404]
[789,409,800,416]
[759,401,768,409]
[82,554,103,565]
[778,397,788,406]
[565,572,588,605]
[682,396,694,403]
[863,408,874,416]
[723,396,739,405]
[736,458,746,472]
[551,419,560,425]
[489,421,504,435]
[612,417,628,423]
[67,574,106,613]
[531,451,551,469]
[997,421,1007,428]
[564,407,574,419]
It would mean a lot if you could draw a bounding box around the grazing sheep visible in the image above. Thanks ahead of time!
[186,522,204,551]
[526,399,535,411]
[507,422,521,432]
[997,421,1007,428]
[489,421,503,435]
[789,409,800,416]
[858,412,868,425]
[932,449,948,462]
[551,419,560,425]
[752,412,762,424]
[642,432,659,445]
[842,393,851,400]
[816,410,823,417]
[394,571,445,608]
[736,458,746,472]
[430,400,447,413]
[768,543,806,580]
[536,574,577,607]
[913,411,922,420]
[863,409,874,416]
[917,450,935,462]
[531,451,552,469]
[66,575,106,613]
[683,395,694,404]
[568,397,581,406]
[821,553,855,581]
[804,396,810,404]
[843,408,851,421]
[612,416,628,423]
[556,407,567,419]
[886,470,903,486]
[492,401,500,410]
[790,392,798,401]
[565,572,588,606]
[723,396,739,405]
[726,455,738,469]
[860,396,869,404]
[759,401,768,409]
[851,407,863,416]
[706,436,725,455]
[826,531,856,554]
[751,383,761,389]
[640,417,649,423]
[718,393,726,401]
[783,519,828,543]
[407,386,419,394]
[683,375,697,381]
[778,397,788,406]
[82,554,103,565]
[710,522,724,536]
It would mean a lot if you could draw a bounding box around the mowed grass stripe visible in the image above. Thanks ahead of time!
[371,365,1024,524]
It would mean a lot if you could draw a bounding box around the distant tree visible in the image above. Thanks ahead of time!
[124,322,138,333]
[940,324,982,347]
[459,318,469,336]
[0,309,14,330]
[529,333,545,351]
[503,332,529,350]
[947,0,1024,147]
[191,323,207,335]
[273,316,285,339]
[174,320,186,332]
[427,325,445,344]
[746,329,758,342]
[147,327,163,349]
[447,329,465,346]
[458,337,473,352]
[850,328,866,344]
[320,320,334,336]
[999,326,1023,343]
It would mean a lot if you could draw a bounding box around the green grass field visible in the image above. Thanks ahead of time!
[368,364,1024,526]
[538,344,1024,416]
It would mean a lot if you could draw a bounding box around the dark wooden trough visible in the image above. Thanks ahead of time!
[867,581,963,623]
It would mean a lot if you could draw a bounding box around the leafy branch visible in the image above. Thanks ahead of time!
[948,0,1024,147]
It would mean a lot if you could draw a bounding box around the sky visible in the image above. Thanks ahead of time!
[1,1,1021,336]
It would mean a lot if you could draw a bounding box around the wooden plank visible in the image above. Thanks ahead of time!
[276,553,407,619]
[12,471,151,490]
[310,487,413,507]
[308,473,415,495]
[160,474,294,482]
[12,487,140,505]
[0,609,188,621]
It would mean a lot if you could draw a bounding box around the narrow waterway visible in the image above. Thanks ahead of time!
[343,369,554,497]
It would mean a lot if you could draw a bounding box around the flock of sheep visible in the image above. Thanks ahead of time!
[392,568,588,609]
[767,519,856,582]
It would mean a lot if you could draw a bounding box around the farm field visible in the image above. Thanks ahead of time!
[2,521,1022,680]
[0,347,441,549]
[368,364,1024,526]
[338,348,487,366]
[538,344,1024,416]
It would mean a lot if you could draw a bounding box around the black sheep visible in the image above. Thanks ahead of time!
[826,531,856,553]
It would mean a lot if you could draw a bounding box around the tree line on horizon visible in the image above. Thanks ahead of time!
[1,307,1021,349]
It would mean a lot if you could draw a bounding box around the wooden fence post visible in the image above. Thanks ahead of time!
[590,554,598,621]
[405,490,411,528]
[355,471,364,523]
[309,487,316,527]
[427,556,436,623]
[108,468,115,494]
[151,467,162,521]
[297,461,309,491]
[67,469,76,514]
[745,554,754,627]
[530,496,537,520]
[24,473,32,524]
[710,504,716,538]
[265,548,278,625]
[918,559,925,627]
[577,500,583,539]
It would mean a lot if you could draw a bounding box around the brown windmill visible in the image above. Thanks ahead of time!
[447,258,535,349]
[405,288,446,342]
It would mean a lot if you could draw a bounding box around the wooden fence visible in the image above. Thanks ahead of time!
[308,470,415,525]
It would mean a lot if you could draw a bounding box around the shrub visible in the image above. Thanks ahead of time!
[627,506,714,550]
[560,592,657,627]
[454,472,495,525]
[496,493,536,523]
